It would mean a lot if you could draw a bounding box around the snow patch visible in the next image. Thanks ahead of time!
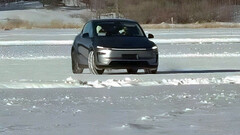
[0,40,73,46]
[224,76,240,84]
[0,56,70,60]
[151,38,240,44]
[183,108,192,112]
[159,53,240,58]
[66,75,240,87]
[6,103,12,106]
[140,116,152,121]
[1,76,240,89]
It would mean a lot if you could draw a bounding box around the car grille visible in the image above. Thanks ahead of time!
[122,54,138,60]
[109,61,149,67]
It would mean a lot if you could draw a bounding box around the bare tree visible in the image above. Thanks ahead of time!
[89,0,105,18]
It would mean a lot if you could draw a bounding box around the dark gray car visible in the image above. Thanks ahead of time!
[71,19,158,75]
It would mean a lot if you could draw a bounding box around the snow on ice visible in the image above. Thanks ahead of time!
[1,76,240,89]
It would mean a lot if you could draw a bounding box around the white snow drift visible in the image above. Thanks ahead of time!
[152,38,240,44]
[1,76,240,89]
[0,40,73,46]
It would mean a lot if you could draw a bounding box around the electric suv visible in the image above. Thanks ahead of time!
[71,19,158,75]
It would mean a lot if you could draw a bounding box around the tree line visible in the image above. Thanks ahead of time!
[86,0,240,23]
[119,0,240,23]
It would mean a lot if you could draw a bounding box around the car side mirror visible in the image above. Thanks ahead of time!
[82,33,89,38]
[148,34,154,39]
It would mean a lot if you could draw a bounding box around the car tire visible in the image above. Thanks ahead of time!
[88,51,104,75]
[127,68,138,74]
[71,50,84,74]
[144,68,157,74]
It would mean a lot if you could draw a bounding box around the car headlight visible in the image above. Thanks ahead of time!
[97,46,111,56]
[97,46,111,50]
[152,46,158,50]
[97,46,104,49]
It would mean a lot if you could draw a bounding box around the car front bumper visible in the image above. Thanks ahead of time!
[95,48,158,69]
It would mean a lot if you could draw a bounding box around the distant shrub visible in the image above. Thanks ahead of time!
[0,19,83,29]
[118,0,236,24]
[0,19,33,30]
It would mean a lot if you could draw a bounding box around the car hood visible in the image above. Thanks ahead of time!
[94,37,154,49]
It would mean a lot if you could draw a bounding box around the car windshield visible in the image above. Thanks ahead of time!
[95,21,145,37]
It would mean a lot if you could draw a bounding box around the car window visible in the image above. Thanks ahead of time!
[95,21,144,37]
[82,22,93,37]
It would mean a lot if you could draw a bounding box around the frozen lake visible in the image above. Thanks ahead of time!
[0,28,240,135]
[1,28,240,88]
[1,85,240,135]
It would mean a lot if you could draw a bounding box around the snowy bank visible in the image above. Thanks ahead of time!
[1,76,240,89]
[142,22,240,29]
[0,8,92,29]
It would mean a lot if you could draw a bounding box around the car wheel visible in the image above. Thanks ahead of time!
[127,68,138,74]
[144,68,157,74]
[88,51,104,75]
[71,51,84,74]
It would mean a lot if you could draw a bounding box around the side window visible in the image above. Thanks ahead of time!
[82,22,93,37]
[82,23,90,34]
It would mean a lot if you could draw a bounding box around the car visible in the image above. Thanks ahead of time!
[71,19,158,75]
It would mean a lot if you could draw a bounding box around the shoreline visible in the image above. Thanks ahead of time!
[1,22,240,30]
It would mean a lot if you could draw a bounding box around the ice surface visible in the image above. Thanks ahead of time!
[2,85,239,135]
[0,29,240,89]
[0,56,70,60]
[151,38,240,44]
[159,53,240,58]
[0,28,240,134]
[0,40,73,46]
[1,38,240,46]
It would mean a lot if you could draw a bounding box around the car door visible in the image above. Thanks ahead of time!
[76,22,93,65]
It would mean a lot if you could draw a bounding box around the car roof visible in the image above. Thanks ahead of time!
[89,19,137,24]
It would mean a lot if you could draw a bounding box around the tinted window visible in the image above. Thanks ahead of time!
[95,21,144,37]
[82,22,93,37]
